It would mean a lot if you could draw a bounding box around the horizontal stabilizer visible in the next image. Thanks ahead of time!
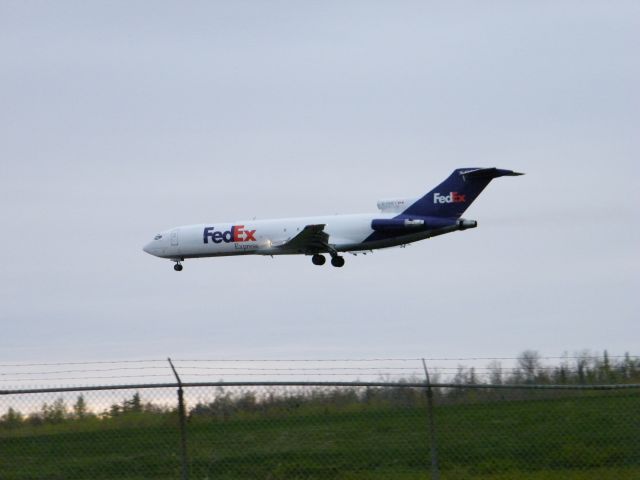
[460,168,524,180]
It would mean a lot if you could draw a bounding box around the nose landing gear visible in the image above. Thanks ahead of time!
[174,262,183,272]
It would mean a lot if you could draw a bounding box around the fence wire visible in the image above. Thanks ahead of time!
[1,381,639,480]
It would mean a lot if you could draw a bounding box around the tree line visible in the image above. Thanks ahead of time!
[446,350,640,386]
[1,350,638,430]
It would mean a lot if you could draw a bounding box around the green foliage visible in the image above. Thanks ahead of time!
[0,407,23,429]
[41,397,68,424]
[0,391,639,479]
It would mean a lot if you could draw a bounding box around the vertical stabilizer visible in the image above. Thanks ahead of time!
[401,168,523,218]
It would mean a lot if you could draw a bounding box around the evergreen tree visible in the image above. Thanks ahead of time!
[73,395,88,419]
[123,392,143,413]
[1,407,23,428]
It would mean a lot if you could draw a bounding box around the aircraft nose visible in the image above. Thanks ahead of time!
[142,242,154,255]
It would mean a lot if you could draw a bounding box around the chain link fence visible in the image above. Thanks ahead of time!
[1,381,639,479]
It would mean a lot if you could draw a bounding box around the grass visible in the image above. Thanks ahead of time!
[1,392,638,479]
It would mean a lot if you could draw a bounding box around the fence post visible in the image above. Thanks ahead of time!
[422,359,440,480]
[169,358,189,480]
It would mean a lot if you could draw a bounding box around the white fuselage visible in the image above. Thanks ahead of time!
[142,212,437,261]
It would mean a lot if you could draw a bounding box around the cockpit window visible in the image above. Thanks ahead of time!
[154,234,163,240]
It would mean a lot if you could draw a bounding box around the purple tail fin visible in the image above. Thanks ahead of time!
[402,168,524,218]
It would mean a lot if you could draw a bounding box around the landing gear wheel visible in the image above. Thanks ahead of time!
[174,263,183,272]
[312,254,326,266]
[330,256,345,268]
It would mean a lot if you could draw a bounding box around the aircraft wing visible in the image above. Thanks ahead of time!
[273,224,331,254]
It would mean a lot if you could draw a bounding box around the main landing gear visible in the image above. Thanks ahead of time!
[312,254,326,266]
[311,254,345,268]
[174,262,183,272]
[331,256,345,268]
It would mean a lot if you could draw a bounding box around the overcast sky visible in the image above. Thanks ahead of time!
[1,1,638,372]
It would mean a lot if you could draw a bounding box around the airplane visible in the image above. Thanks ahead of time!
[143,167,523,271]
